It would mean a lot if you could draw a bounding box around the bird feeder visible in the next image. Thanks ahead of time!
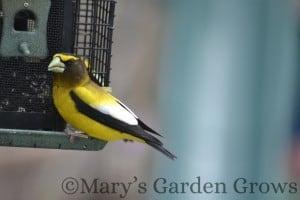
[0,0,116,150]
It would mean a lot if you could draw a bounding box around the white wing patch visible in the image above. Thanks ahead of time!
[94,104,138,126]
[114,98,138,119]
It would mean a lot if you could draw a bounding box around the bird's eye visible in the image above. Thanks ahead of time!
[65,59,75,66]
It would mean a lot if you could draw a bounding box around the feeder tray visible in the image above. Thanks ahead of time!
[0,0,116,150]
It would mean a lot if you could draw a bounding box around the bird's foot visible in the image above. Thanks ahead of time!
[123,139,134,143]
[64,128,89,143]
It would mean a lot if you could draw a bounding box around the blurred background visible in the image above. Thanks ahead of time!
[1,0,300,199]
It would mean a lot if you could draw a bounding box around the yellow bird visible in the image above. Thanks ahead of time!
[48,53,176,160]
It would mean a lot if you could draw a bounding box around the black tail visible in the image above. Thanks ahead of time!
[137,119,163,137]
[146,140,177,160]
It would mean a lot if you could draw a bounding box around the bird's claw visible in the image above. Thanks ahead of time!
[64,128,89,143]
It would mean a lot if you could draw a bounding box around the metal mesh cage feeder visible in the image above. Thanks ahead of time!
[0,0,116,150]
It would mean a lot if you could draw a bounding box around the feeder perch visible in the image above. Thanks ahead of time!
[0,0,116,151]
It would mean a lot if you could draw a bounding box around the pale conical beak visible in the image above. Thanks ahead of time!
[48,57,66,73]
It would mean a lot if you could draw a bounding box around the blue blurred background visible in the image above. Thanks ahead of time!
[1,0,300,199]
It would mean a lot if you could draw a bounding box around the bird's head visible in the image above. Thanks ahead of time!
[48,53,90,85]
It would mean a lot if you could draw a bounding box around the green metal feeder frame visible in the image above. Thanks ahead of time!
[0,0,116,150]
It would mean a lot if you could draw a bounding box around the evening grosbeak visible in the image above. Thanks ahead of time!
[48,53,176,160]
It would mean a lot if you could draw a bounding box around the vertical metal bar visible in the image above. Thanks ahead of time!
[99,1,106,86]
[62,0,76,52]
[104,0,115,86]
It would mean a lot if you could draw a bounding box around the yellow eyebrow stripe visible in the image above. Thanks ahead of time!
[53,53,79,62]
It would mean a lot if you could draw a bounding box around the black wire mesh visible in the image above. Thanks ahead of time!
[0,0,116,130]
[73,0,115,87]
[0,0,64,118]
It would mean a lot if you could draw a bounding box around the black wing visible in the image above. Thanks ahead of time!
[70,90,176,160]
